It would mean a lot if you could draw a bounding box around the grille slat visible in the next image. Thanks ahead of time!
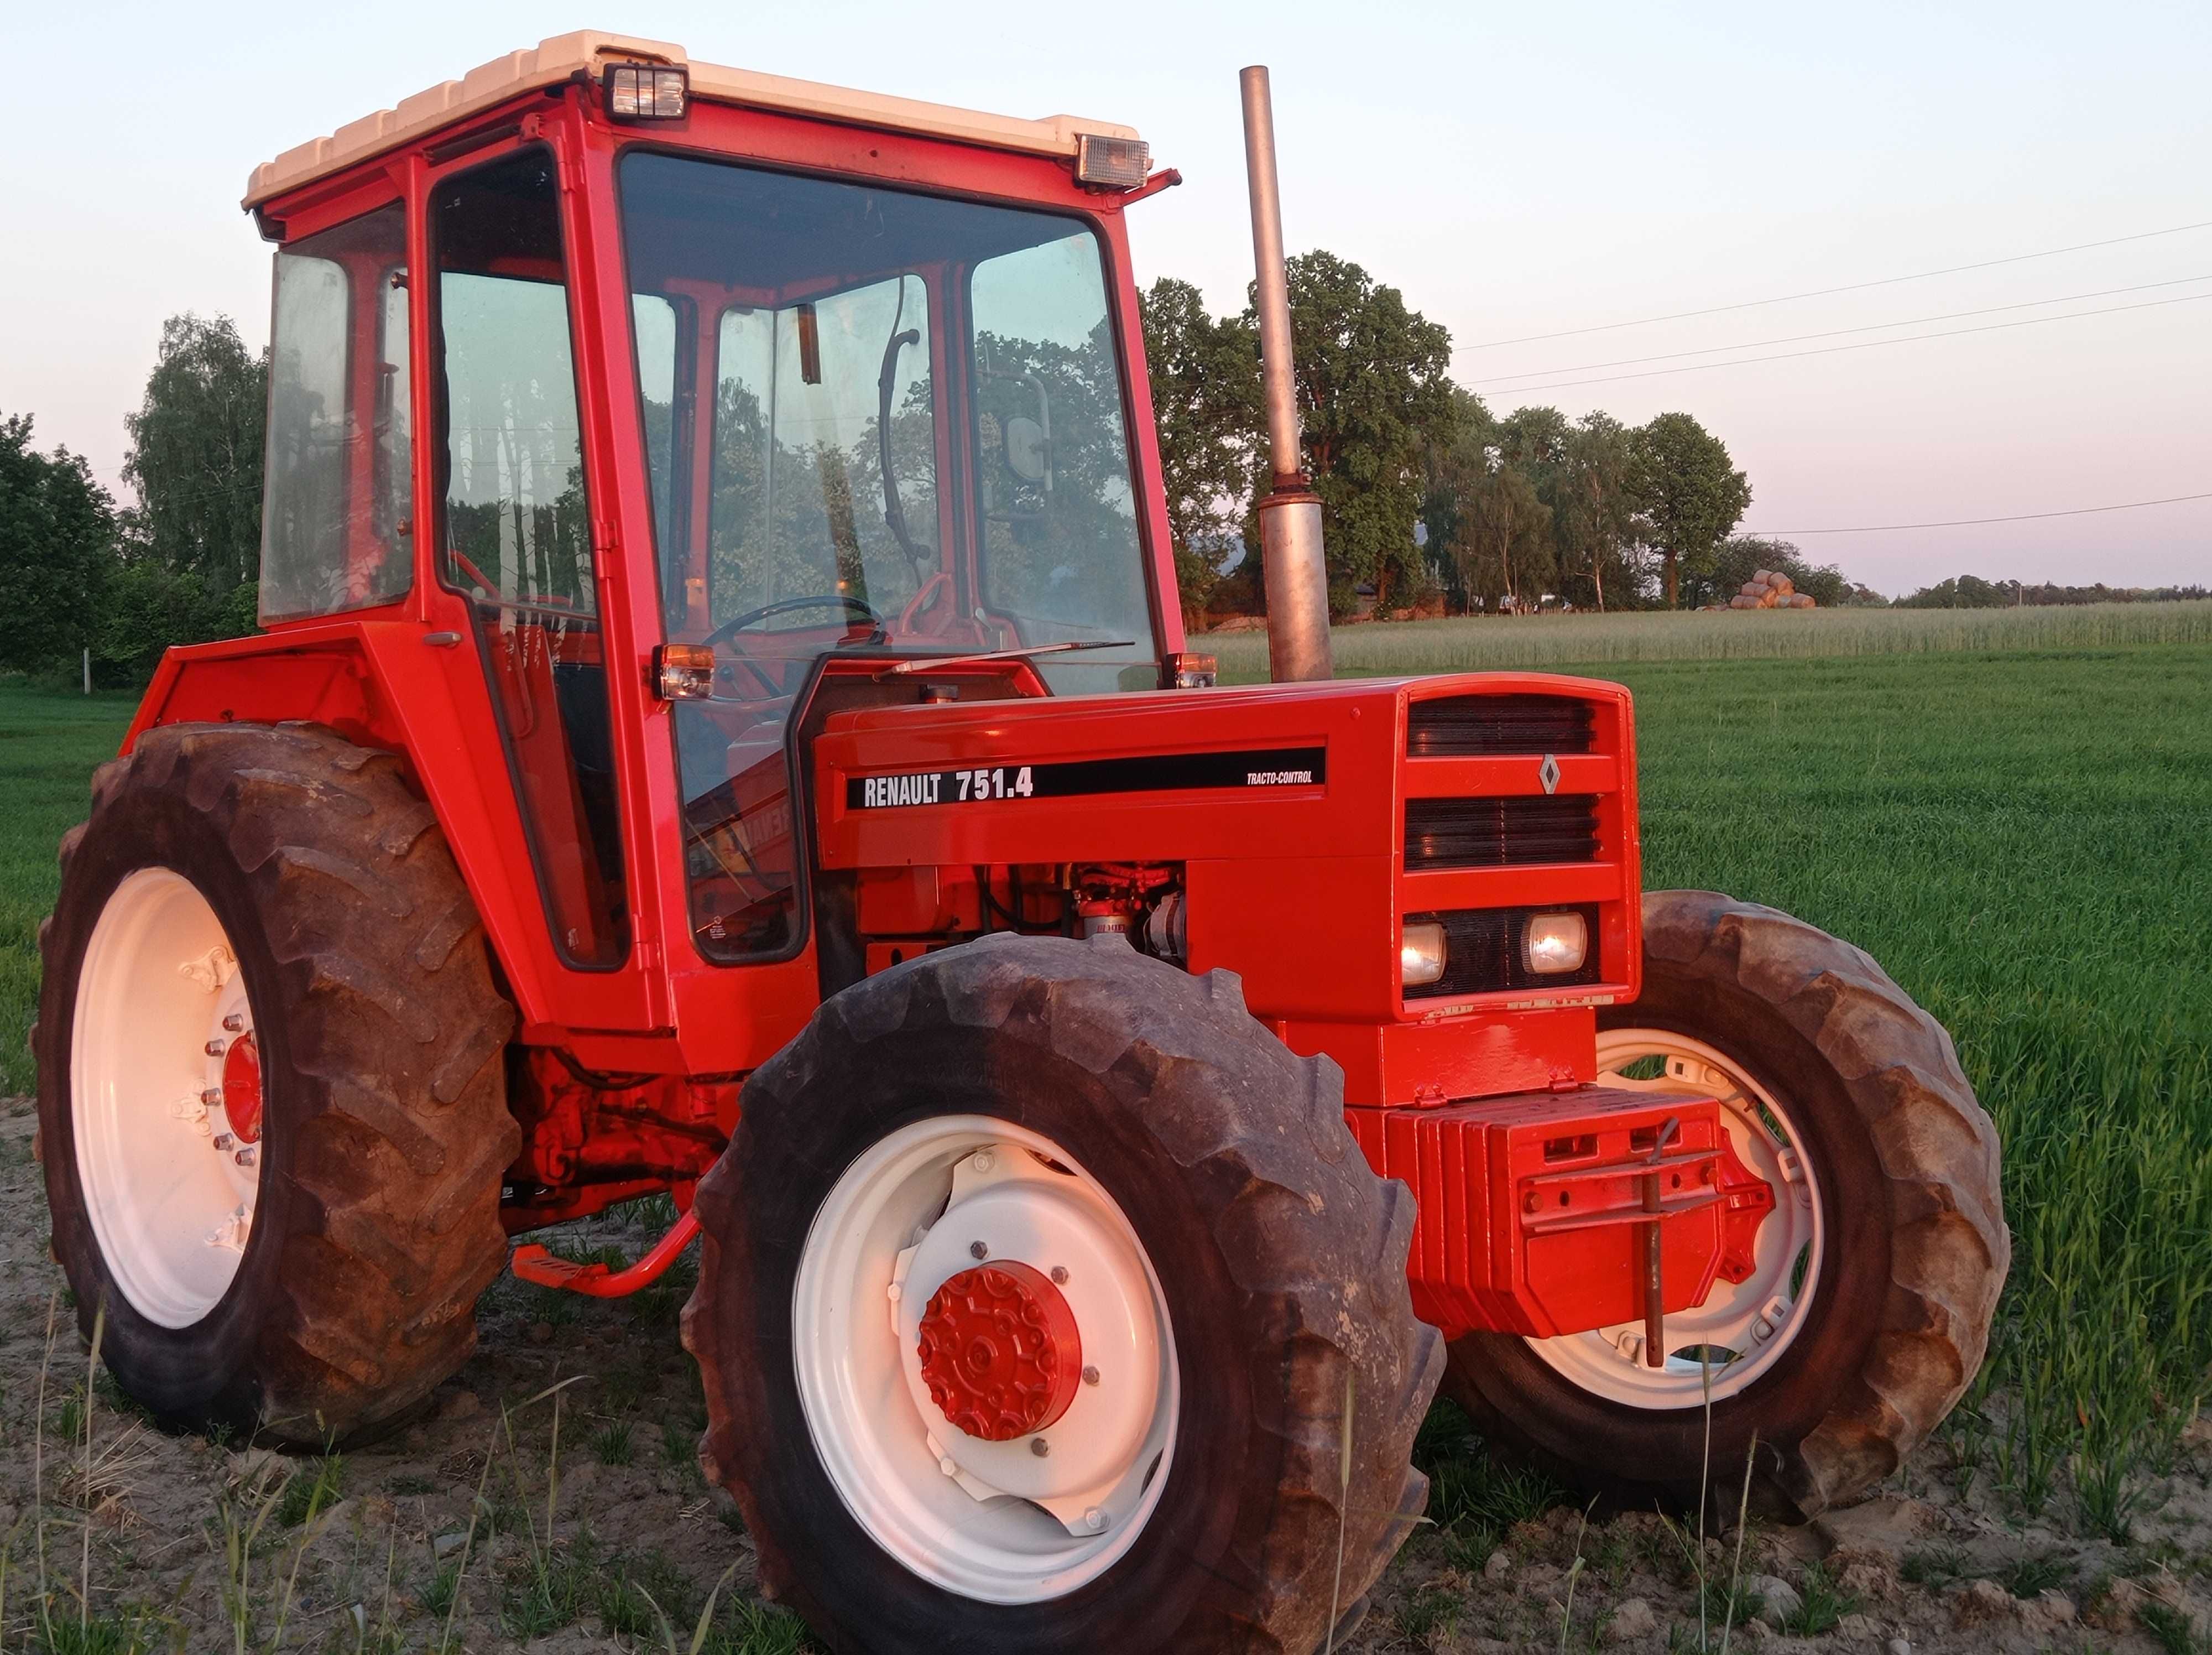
[1407,694,1595,758]
[1405,795,1600,871]
[1404,905,1603,1000]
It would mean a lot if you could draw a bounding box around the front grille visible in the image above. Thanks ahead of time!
[1404,904,1603,1000]
[1407,694,1595,757]
[1405,795,1600,870]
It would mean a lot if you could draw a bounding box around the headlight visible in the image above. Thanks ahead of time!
[1401,920,1447,987]
[1523,912,1589,975]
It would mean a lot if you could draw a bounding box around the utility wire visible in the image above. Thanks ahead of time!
[1474,274,2212,387]
[1746,492,2212,535]
[1477,291,2212,395]
[1462,219,2212,348]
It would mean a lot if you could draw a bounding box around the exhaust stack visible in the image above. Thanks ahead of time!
[1239,65,1333,684]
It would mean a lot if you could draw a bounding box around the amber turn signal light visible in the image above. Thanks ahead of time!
[653,643,716,701]
[1164,652,1218,689]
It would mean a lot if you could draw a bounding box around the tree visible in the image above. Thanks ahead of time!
[123,314,267,595]
[1419,387,1492,607]
[0,414,117,674]
[1248,251,1455,615]
[1553,413,1645,611]
[1453,456,1554,611]
[1140,278,1259,621]
[1630,412,1749,607]
[1425,399,1554,611]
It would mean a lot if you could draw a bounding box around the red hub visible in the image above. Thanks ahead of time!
[917,1260,1082,1441]
[221,1032,264,1146]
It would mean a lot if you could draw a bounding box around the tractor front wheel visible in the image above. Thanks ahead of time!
[1443,889,2008,1518]
[686,933,1442,1653]
[35,722,518,1445]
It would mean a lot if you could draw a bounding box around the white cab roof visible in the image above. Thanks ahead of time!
[245,30,1142,210]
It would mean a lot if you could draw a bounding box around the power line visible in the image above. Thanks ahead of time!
[1478,290,2212,395]
[1746,492,2212,535]
[1474,274,2212,388]
[1462,219,2212,350]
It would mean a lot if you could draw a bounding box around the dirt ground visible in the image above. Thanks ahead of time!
[0,1096,2204,1653]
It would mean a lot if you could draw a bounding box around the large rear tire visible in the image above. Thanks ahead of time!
[35,722,518,1445]
[685,933,1442,1653]
[1443,890,2007,1518]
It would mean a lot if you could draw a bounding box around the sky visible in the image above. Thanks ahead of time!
[4,0,2206,597]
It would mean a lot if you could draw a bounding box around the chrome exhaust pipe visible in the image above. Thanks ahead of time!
[1239,65,1333,684]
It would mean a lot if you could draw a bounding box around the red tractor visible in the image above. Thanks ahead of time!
[36,34,2006,1652]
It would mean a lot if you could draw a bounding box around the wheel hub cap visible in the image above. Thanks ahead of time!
[220,1032,264,1145]
[917,1261,1082,1441]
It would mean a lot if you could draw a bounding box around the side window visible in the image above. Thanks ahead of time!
[260,202,412,621]
[434,148,629,968]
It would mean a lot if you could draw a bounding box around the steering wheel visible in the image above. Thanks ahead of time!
[702,592,886,652]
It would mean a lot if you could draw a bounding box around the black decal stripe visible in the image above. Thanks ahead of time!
[846,746,1326,809]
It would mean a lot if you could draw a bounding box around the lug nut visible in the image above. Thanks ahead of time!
[1050,1265,1070,1285]
[233,1147,258,1169]
[221,1013,245,1033]
[201,1087,222,1107]
[938,1455,958,1477]
[1030,1437,1050,1458]
[204,1039,227,1058]
[1083,1507,1107,1532]
[1082,1365,1100,1387]
[212,1133,236,1152]
[969,1241,988,1260]
[971,1149,995,1174]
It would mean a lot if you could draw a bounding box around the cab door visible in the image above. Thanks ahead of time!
[420,136,662,1035]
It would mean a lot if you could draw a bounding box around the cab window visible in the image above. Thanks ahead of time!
[260,202,413,621]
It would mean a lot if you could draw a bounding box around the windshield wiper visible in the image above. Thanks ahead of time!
[874,639,1136,679]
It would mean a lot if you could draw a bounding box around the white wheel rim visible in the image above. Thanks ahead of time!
[1523,1028,1824,1408]
[792,1115,1179,1603]
[71,868,264,1328]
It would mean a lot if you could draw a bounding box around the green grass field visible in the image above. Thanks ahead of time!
[0,686,136,1097]
[3,615,2207,1526]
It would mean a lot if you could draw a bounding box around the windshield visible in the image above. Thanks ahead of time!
[619,150,1159,961]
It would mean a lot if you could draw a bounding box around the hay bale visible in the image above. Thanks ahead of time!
[1767,574,1796,598]
[1729,595,1758,609]
[1740,581,1768,597]
[1788,592,1817,609]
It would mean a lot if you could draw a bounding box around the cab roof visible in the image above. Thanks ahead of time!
[244,30,1143,211]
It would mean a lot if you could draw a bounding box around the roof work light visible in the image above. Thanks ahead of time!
[604,64,689,122]
[1075,133,1150,190]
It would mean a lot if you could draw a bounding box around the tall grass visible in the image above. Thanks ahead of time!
[1208,599,2212,680]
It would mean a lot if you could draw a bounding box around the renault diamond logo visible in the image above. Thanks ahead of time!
[1538,753,1561,795]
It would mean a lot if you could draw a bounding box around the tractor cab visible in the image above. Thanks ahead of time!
[215,33,1182,1043]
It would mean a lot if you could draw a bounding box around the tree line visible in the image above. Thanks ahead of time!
[4,264,2197,685]
[1,316,263,682]
[1141,252,1839,622]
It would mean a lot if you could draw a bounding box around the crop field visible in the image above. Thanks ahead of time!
[1207,595,2212,679]
[0,627,2205,1647]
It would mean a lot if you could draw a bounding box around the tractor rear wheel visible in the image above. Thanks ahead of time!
[1442,890,2007,1519]
[35,722,517,1445]
[685,933,1441,1653]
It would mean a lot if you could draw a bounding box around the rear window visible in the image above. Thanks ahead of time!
[259,202,413,622]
